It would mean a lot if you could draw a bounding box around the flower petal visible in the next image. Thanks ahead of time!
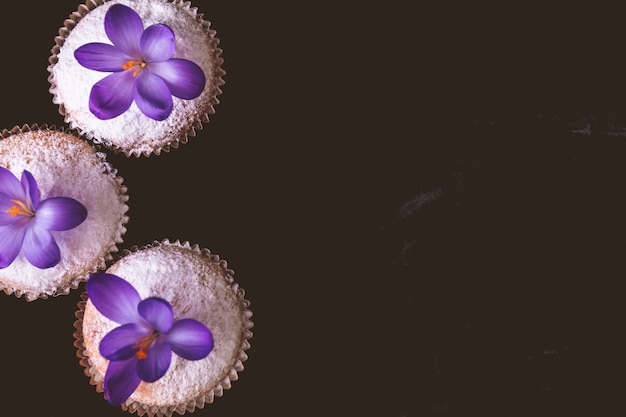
[140,24,175,62]
[103,356,141,406]
[0,221,27,268]
[22,224,60,269]
[34,197,87,231]
[104,4,143,58]
[149,59,206,100]
[136,339,172,382]
[0,166,26,200]
[164,319,214,360]
[89,71,136,120]
[134,71,173,120]
[74,42,131,72]
[138,297,173,333]
[100,323,149,361]
[21,171,40,208]
[86,273,142,324]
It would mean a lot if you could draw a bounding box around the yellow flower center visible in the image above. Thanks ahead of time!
[132,332,158,360]
[122,60,146,77]
[4,199,35,218]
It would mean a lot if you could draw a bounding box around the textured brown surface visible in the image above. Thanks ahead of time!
[1,1,624,417]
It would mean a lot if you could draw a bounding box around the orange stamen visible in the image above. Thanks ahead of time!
[132,333,157,360]
[122,60,146,77]
[4,199,34,217]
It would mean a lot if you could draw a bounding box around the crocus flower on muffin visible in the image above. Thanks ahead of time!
[74,4,205,121]
[86,272,213,406]
[0,166,87,269]
[75,240,253,415]
[48,0,226,156]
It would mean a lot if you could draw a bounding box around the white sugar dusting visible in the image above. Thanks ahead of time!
[49,0,222,156]
[0,129,129,300]
[81,242,248,407]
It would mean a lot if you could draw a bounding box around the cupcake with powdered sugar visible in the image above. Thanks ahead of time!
[74,239,253,416]
[48,0,225,157]
[0,124,129,301]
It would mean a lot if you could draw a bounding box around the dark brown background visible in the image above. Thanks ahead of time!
[1,1,624,416]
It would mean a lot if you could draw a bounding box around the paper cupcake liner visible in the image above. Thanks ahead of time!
[73,239,253,416]
[0,123,129,301]
[48,0,226,157]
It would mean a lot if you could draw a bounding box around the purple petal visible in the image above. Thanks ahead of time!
[89,71,136,120]
[138,297,173,333]
[22,224,60,269]
[0,221,27,268]
[0,166,26,200]
[74,42,131,72]
[104,4,143,58]
[164,319,214,360]
[103,357,141,406]
[86,273,142,324]
[136,340,171,382]
[149,59,206,100]
[140,24,175,62]
[134,71,173,120]
[34,197,87,231]
[21,171,40,208]
[100,323,149,361]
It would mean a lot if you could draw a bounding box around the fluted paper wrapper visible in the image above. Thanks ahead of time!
[0,123,129,301]
[48,0,225,157]
[73,239,253,416]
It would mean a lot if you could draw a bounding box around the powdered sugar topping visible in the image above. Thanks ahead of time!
[81,242,249,407]
[49,0,223,156]
[0,129,129,300]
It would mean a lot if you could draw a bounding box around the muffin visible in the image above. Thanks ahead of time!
[48,0,225,157]
[0,124,129,301]
[74,239,253,416]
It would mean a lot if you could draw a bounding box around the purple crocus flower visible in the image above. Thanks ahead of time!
[86,272,214,406]
[74,4,206,121]
[0,167,87,269]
